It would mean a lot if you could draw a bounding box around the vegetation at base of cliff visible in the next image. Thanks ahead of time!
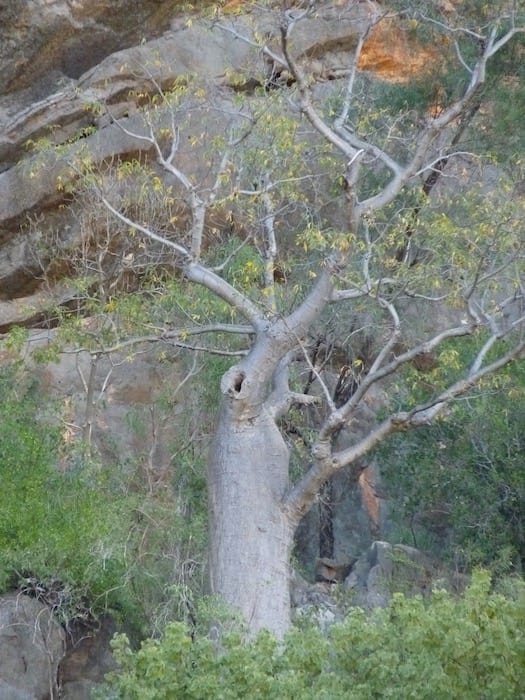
[0,363,135,626]
[0,362,208,636]
[98,570,525,700]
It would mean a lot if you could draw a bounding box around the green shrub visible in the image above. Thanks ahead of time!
[0,364,141,625]
[0,361,211,636]
[100,570,525,699]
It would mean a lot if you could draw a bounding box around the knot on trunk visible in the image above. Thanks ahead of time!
[232,371,245,394]
[222,368,246,397]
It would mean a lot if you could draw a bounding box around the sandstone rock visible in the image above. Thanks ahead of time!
[0,593,65,700]
[344,541,435,608]
[22,329,189,471]
[59,616,117,699]
[315,557,356,583]
[0,3,371,167]
[0,0,193,98]
[290,570,338,631]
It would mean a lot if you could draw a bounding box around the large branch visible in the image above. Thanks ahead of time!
[266,353,321,420]
[274,257,336,345]
[241,259,337,383]
[229,260,338,401]
[96,192,266,328]
[284,336,525,524]
[280,10,521,219]
[184,261,265,329]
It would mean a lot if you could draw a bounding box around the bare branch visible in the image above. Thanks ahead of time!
[486,26,525,58]
[104,110,156,146]
[161,341,247,357]
[259,179,278,311]
[211,19,287,72]
[285,336,525,523]
[367,296,401,376]
[317,322,478,445]
[89,180,266,327]
[333,9,380,131]
[279,16,359,163]
[293,335,336,413]
[98,193,192,259]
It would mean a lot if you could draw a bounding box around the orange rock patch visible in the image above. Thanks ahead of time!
[358,19,440,83]
[359,465,380,536]
[221,0,251,13]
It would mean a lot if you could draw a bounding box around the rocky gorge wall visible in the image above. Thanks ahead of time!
[0,0,391,551]
[0,0,441,325]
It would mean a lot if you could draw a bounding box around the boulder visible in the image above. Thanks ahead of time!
[290,570,338,631]
[344,541,435,608]
[59,616,117,700]
[0,593,65,700]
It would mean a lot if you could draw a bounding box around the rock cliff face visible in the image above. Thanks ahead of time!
[0,3,218,303]
[0,0,193,100]
[0,0,413,606]
[0,594,65,699]
[4,0,485,340]
[0,5,442,695]
[0,0,435,327]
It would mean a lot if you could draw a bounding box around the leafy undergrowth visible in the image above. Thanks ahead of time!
[378,343,525,575]
[99,570,525,700]
[0,363,206,637]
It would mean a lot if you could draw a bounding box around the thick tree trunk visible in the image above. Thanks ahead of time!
[208,372,293,638]
[206,272,335,636]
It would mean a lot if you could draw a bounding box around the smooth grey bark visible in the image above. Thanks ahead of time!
[207,270,335,638]
[208,374,293,637]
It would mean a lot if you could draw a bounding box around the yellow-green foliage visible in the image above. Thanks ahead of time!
[100,570,524,699]
[0,363,209,633]
[0,365,143,621]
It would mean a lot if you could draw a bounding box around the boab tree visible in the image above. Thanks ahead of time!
[67,1,524,636]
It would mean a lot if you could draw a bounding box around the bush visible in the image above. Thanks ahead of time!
[0,361,210,636]
[100,571,525,699]
[0,364,141,626]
